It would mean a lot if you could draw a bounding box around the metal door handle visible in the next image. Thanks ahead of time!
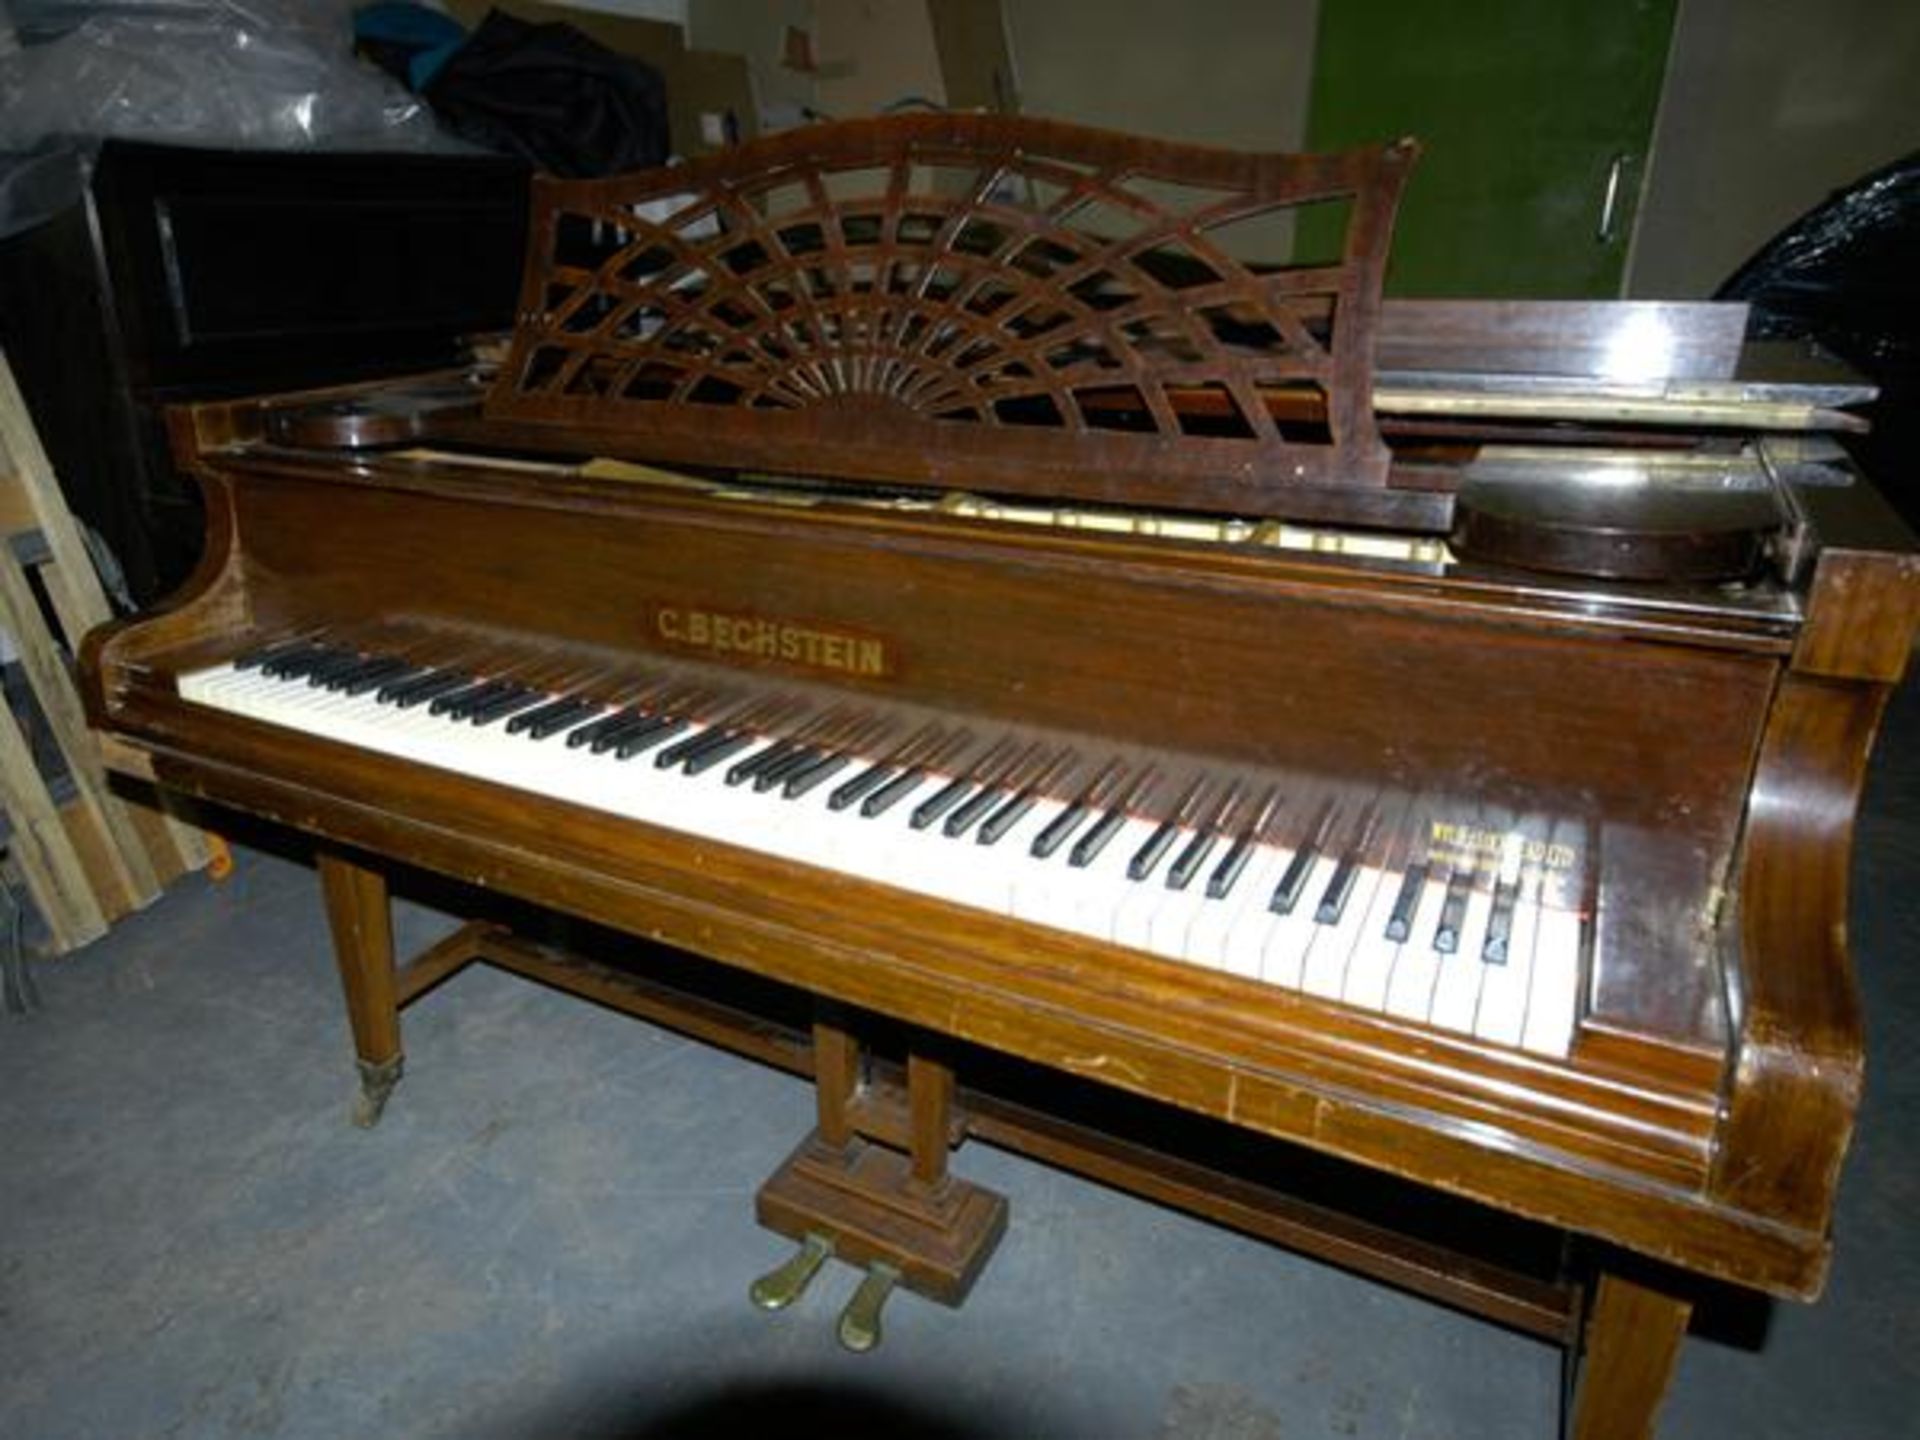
[1597,153,1629,244]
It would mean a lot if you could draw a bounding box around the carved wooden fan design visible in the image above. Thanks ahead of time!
[490,115,1419,522]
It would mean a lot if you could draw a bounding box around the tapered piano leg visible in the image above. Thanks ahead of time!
[317,851,403,1128]
[1569,1270,1692,1440]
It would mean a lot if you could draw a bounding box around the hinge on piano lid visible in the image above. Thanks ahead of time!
[1756,434,1839,588]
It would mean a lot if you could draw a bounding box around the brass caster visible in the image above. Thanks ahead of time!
[836,1262,901,1354]
[749,1232,833,1312]
[350,1056,404,1129]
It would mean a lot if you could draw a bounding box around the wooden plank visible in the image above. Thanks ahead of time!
[58,797,134,921]
[0,352,114,640]
[0,683,104,950]
[0,469,38,536]
[0,347,206,882]
[0,544,160,906]
[125,799,188,887]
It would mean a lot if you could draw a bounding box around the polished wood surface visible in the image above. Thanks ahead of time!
[317,852,404,1127]
[77,120,1920,1439]
[1570,1271,1693,1440]
[489,114,1422,525]
[84,431,1905,1290]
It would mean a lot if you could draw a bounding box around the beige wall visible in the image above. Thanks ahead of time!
[688,0,818,123]
[1002,0,1318,260]
[1003,0,1317,151]
[814,0,948,118]
[1628,0,1920,297]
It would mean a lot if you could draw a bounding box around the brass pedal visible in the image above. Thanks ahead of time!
[836,1262,901,1353]
[749,1232,833,1312]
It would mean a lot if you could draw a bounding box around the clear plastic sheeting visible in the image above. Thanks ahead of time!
[0,1,456,155]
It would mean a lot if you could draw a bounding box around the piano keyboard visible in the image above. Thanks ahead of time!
[177,639,1585,1059]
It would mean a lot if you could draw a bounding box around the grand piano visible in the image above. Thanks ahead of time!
[82,117,1920,1437]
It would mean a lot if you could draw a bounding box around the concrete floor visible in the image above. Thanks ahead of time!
[4,679,1918,1439]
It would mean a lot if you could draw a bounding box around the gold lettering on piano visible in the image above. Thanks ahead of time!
[649,604,891,678]
[1428,821,1576,873]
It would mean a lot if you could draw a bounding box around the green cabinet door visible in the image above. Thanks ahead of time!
[1303,0,1677,297]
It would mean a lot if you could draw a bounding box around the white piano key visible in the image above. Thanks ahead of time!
[1427,884,1493,1035]
[1521,905,1583,1059]
[1260,852,1335,990]
[1181,843,1287,973]
[181,662,1592,1058]
[1472,891,1540,1048]
[1383,872,1450,1021]
[1142,848,1229,962]
[1300,864,1386,1000]
[1340,864,1407,1013]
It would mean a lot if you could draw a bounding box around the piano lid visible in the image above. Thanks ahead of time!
[485,114,1426,529]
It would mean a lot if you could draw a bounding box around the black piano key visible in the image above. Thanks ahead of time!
[1384,863,1428,942]
[1433,870,1475,954]
[1315,855,1361,925]
[385,670,469,708]
[303,651,372,686]
[862,767,927,818]
[312,654,383,690]
[977,790,1038,846]
[570,709,638,749]
[527,700,599,739]
[1268,842,1320,915]
[1069,807,1128,868]
[1127,819,1180,881]
[444,682,515,721]
[338,659,415,696]
[656,725,723,769]
[614,716,687,760]
[830,762,894,812]
[1029,802,1087,859]
[323,654,405,691]
[942,784,1005,839]
[468,687,539,726]
[726,739,791,788]
[783,751,850,800]
[1166,827,1218,892]
[264,644,340,680]
[235,638,311,671]
[1205,830,1257,900]
[507,696,585,736]
[755,745,819,793]
[1483,880,1520,965]
[911,776,973,830]
[430,680,499,717]
[682,730,756,776]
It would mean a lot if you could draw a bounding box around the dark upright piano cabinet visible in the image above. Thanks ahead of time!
[0,141,528,604]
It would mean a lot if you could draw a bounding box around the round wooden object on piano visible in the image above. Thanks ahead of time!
[1449,471,1783,582]
[264,380,482,450]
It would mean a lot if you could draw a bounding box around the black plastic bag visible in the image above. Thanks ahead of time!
[417,9,670,178]
[1718,151,1920,369]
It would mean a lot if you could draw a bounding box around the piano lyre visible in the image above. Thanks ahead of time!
[84,116,1919,1436]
